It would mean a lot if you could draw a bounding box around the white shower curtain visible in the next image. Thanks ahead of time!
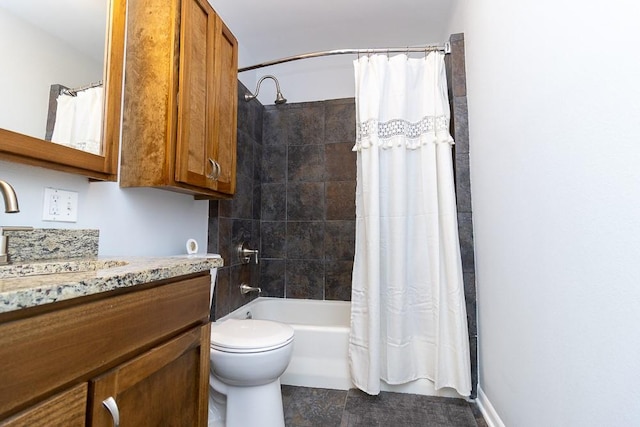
[349,52,471,396]
[51,86,104,154]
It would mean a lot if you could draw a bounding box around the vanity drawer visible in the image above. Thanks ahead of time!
[0,274,210,419]
[0,383,87,427]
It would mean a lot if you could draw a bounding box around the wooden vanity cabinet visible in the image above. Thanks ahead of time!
[0,274,212,426]
[120,0,238,198]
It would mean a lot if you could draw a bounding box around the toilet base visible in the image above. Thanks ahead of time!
[214,377,285,427]
[208,385,226,427]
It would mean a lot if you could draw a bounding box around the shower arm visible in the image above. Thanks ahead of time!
[244,75,287,104]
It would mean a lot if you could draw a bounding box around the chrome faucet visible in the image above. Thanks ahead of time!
[0,180,33,265]
[0,180,19,213]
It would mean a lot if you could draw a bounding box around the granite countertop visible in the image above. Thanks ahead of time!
[0,254,223,314]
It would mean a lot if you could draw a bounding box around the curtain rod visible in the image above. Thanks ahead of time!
[62,80,103,96]
[238,42,450,73]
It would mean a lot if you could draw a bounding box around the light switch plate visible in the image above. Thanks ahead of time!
[42,188,78,222]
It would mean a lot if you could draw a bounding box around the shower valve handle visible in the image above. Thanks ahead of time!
[237,241,259,264]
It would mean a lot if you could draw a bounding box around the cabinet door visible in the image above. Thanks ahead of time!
[89,324,210,427]
[209,16,238,195]
[175,0,237,194]
[0,383,87,427]
[175,0,218,190]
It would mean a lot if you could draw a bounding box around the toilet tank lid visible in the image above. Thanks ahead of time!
[211,319,294,350]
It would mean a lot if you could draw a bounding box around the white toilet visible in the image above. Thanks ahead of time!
[209,317,294,427]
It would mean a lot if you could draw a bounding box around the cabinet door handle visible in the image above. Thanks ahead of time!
[207,158,221,181]
[102,396,120,427]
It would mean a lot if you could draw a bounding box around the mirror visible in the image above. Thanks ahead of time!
[0,0,125,180]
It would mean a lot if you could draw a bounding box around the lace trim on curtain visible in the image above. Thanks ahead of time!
[353,116,453,151]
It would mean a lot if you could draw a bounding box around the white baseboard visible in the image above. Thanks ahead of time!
[476,386,506,427]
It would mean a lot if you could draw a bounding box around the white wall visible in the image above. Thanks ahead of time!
[236,39,257,97]
[457,0,640,425]
[0,160,209,257]
[0,10,210,258]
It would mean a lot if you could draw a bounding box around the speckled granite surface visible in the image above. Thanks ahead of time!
[0,255,223,313]
[5,228,99,263]
[0,259,129,279]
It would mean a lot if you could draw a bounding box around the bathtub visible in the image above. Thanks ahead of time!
[219,297,353,390]
[218,297,463,397]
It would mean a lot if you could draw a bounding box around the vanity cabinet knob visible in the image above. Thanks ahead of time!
[102,396,120,427]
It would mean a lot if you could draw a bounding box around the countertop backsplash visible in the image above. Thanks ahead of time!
[5,228,99,263]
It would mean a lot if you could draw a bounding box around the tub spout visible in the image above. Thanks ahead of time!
[240,283,261,295]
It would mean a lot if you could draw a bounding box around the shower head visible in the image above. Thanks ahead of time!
[274,91,287,105]
[244,74,287,105]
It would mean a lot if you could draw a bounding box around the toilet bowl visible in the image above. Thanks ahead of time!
[209,318,294,427]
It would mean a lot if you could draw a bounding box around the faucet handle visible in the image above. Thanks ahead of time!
[237,241,259,265]
[0,226,33,265]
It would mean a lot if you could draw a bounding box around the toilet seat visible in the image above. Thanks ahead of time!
[211,319,294,354]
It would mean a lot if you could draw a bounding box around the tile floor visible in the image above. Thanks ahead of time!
[282,385,488,427]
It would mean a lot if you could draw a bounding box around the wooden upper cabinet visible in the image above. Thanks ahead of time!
[120,0,238,198]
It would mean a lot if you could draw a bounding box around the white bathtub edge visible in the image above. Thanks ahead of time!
[281,369,354,391]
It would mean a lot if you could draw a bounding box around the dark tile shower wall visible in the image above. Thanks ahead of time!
[259,99,357,301]
[447,33,478,398]
[208,82,263,320]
